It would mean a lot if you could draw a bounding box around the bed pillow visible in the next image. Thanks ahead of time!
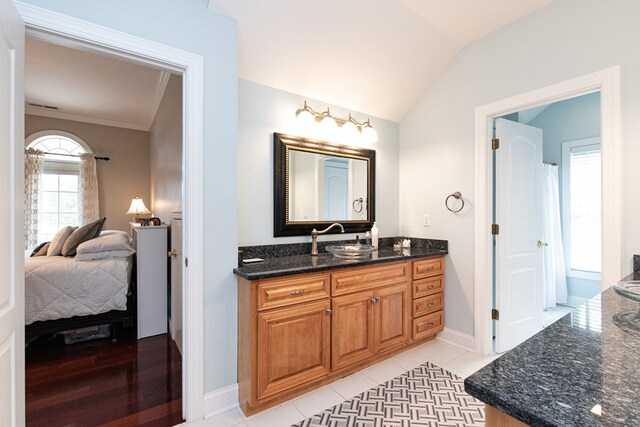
[30,241,49,257]
[76,230,134,254]
[47,226,77,256]
[61,217,106,257]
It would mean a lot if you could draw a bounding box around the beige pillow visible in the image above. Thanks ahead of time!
[33,242,50,257]
[47,226,77,256]
[61,217,106,257]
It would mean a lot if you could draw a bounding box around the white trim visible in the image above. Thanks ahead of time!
[16,3,206,422]
[473,66,621,355]
[203,384,239,418]
[26,129,93,154]
[436,328,475,352]
[145,70,171,131]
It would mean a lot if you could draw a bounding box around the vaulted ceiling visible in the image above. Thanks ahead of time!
[209,0,555,122]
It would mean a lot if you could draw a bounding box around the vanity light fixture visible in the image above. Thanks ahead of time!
[295,100,378,143]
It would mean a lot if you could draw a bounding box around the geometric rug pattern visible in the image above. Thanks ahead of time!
[293,362,485,427]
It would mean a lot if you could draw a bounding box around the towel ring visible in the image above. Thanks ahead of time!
[445,192,464,213]
[352,198,363,213]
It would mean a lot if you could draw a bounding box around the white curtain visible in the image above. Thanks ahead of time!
[79,153,99,225]
[24,148,44,250]
[542,163,567,308]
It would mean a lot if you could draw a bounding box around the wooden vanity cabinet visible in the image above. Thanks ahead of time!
[411,257,445,340]
[238,256,444,415]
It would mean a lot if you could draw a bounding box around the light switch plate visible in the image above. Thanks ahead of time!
[423,214,430,227]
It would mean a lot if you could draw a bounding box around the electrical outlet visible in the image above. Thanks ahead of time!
[423,214,430,227]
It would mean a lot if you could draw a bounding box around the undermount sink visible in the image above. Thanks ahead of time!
[326,244,377,260]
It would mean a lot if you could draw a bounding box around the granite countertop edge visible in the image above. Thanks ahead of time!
[233,249,448,280]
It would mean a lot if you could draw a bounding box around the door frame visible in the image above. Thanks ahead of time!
[473,66,621,355]
[16,3,205,421]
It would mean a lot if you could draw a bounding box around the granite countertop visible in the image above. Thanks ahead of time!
[233,245,447,280]
[464,274,640,426]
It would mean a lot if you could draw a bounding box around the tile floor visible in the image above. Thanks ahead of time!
[185,339,501,427]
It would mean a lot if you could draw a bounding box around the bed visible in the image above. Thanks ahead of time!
[25,230,136,341]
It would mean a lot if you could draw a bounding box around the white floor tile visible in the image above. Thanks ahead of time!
[360,359,407,384]
[413,339,466,365]
[292,386,345,418]
[443,352,498,377]
[245,403,305,427]
[231,423,248,427]
[330,372,378,400]
[184,407,244,427]
[390,348,429,371]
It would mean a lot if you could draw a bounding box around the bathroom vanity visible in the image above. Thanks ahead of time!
[234,241,447,415]
[465,273,640,426]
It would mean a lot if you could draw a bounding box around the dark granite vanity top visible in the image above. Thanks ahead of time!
[233,237,447,280]
[465,274,640,426]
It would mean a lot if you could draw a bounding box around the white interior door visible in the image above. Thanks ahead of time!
[0,1,25,425]
[495,118,544,353]
[170,212,183,355]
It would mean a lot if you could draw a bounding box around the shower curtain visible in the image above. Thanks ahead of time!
[542,163,567,308]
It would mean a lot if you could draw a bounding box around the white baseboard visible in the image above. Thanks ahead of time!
[565,295,589,308]
[203,384,239,418]
[437,328,475,352]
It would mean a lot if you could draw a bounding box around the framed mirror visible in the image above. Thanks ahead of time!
[274,133,376,237]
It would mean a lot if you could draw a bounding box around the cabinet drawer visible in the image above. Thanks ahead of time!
[413,276,444,298]
[413,257,444,279]
[257,273,330,311]
[413,310,444,340]
[332,262,409,296]
[413,293,443,318]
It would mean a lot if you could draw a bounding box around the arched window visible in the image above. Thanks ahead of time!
[26,131,93,243]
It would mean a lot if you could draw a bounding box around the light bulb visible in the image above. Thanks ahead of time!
[361,122,378,144]
[341,119,358,142]
[296,108,314,128]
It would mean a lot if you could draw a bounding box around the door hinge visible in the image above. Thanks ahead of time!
[185,257,189,268]
[492,309,500,320]
[492,138,500,150]
[491,224,499,235]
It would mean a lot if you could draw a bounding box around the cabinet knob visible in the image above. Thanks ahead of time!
[427,323,434,327]
[168,249,178,258]
[325,308,332,315]
[427,285,434,289]
[371,297,381,304]
[426,266,434,271]
[427,303,434,307]
[289,289,305,296]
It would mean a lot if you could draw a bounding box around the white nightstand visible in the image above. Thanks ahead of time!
[131,223,168,339]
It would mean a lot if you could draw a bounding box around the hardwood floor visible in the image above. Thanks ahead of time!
[26,327,183,427]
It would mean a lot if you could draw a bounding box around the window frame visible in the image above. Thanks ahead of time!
[561,136,601,281]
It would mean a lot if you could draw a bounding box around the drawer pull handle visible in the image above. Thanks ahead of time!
[427,323,434,327]
[426,266,434,271]
[427,303,434,307]
[371,297,381,304]
[427,285,434,289]
[289,289,305,296]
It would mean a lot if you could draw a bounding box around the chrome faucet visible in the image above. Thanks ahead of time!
[311,223,345,256]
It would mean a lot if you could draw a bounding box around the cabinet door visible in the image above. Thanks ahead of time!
[331,291,375,370]
[257,300,331,400]
[374,283,410,354]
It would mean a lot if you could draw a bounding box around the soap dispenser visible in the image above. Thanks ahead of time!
[371,222,379,249]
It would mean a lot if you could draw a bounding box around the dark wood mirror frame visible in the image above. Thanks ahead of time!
[274,132,376,237]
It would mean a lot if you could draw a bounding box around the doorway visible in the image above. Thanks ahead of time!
[491,91,602,353]
[16,4,206,422]
[473,67,621,356]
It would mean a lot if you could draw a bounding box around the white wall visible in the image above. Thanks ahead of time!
[238,79,400,245]
[150,74,183,224]
[399,0,640,336]
[25,115,151,233]
[19,0,239,393]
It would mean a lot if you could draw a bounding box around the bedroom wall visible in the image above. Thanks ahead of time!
[25,115,150,233]
[149,74,183,225]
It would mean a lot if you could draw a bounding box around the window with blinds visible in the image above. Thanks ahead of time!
[561,138,601,279]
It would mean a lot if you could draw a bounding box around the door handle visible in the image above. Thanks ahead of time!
[537,240,548,248]
[168,249,178,257]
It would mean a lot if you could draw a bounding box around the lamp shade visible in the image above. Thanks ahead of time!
[126,196,151,216]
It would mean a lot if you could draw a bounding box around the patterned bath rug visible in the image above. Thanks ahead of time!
[292,361,485,427]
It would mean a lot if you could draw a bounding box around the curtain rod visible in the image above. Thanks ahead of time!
[42,151,110,161]
[543,160,557,166]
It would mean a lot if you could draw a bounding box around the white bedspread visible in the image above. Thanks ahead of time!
[25,255,132,325]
